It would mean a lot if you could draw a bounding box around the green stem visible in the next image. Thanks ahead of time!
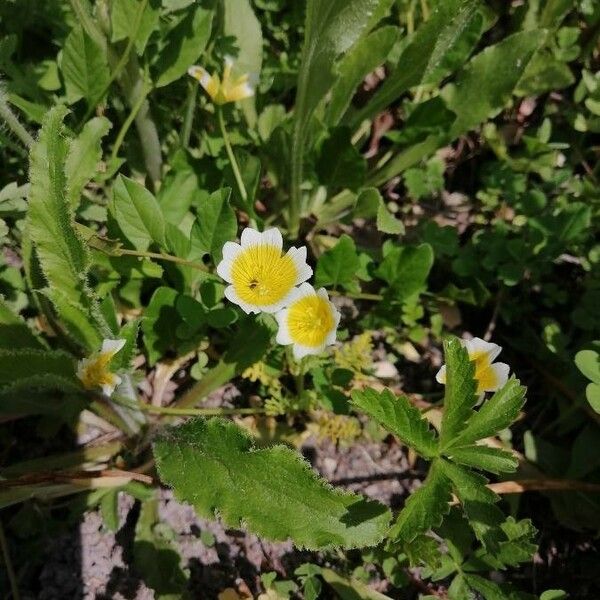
[0,519,20,600]
[68,0,106,48]
[139,403,265,417]
[117,248,208,271]
[217,106,248,204]
[0,90,34,149]
[111,78,151,163]
[180,82,198,148]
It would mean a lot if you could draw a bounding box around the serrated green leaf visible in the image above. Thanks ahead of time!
[388,459,452,542]
[439,459,505,552]
[326,26,398,126]
[0,297,44,350]
[351,388,438,458]
[153,5,213,88]
[191,188,237,263]
[315,234,361,291]
[65,116,111,208]
[320,567,394,599]
[0,348,76,386]
[464,574,525,600]
[110,175,166,251]
[112,319,139,371]
[154,418,391,549]
[439,338,478,448]
[445,445,518,475]
[404,534,442,569]
[451,378,526,447]
[375,243,433,302]
[60,25,110,105]
[448,574,476,600]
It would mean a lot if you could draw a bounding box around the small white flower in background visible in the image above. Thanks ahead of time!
[217,227,312,314]
[188,57,255,105]
[77,339,126,397]
[275,283,340,359]
[436,337,510,394]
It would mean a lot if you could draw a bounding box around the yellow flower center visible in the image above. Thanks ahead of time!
[79,354,118,390]
[231,245,297,307]
[287,295,334,348]
[470,350,498,394]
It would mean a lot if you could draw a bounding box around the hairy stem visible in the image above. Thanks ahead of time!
[0,90,34,149]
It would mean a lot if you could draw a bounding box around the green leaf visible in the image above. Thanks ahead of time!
[153,5,213,88]
[110,175,166,251]
[65,116,111,208]
[575,349,600,384]
[351,0,489,127]
[0,297,44,350]
[319,567,394,599]
[142,287,179,366]
[295,0,386,145]
[191,188,237,263]
[27,105,107,348]
[154,418,391,549]
[375,243,433,301]
[376,202,404,235]
[316,128,367,191]
[0,348,76,386]
[111,0,161,55]
[439,337,478,449]
[134,497,189,599]
[60,25,110,105]
[351,387,438,458]
[314,234,361,291]
[388,459,452,542]
[445,445,518,475]
[451,378,526,447]
[326,25,399,126]
[439,459,505,551]
[112,319,139,371]
[443,30,544,136]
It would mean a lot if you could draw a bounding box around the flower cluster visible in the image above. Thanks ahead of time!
[217,227,340,359]
[77,339,126,397]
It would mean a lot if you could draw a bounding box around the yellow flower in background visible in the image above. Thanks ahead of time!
[77,339,126,397]
[436,337,510,394]
[275,283,340,359]
[188,57,255,105]
[217,227,312,314]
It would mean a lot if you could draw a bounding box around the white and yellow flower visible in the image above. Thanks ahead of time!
[188,57,254,105]
[275,283,341,359]
[77,339,126,397]
[436,337,509,394]
[217,227,312,314]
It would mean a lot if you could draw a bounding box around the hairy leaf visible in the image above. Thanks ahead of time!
[0,297,44,350]
[439,337,477,449]
[154,418,391,549]
[0,348,76,385]
[451,378,526,447]
[388,459,452,542]
[351,388,438,458]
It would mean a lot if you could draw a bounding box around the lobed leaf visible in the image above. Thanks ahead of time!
[153,418,391,550]
[388,459,452,542]
[439,337,478,449]
[351,387,438,458]
[450,377,526,447]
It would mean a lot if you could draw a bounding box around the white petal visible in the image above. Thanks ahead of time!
[216,242,242,282]
[325,328,338,346]
[490,362,510,389]
[221,241,242,262]
[255,292,296,314]
[293,343,324,360]
[260,228,283,249]
[463,337,502,363]
[76,358,89,380]
[101,339,126,356]
[275,310,293,345]
[436,364,447,384]
[293,282,316,301]
[224,285,259,314]
[287,246,312,285]
[240,227,264,248]
[187,66,212,89]
[101,374,120,397]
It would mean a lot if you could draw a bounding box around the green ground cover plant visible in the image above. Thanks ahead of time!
[0,0,598,598]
